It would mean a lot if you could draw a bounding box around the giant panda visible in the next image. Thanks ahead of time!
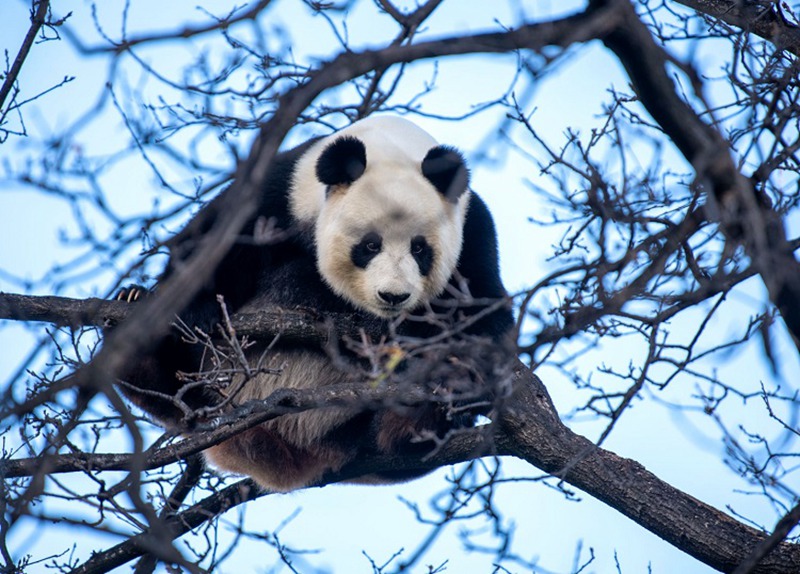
[116,115,514,491]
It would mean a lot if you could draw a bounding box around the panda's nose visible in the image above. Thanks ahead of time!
[378,291,410,306]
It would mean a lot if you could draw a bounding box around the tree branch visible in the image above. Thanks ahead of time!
[65,0,274,54]
[68,479,261,574]
[672,0,800,57]
[0,292,342,342]
[0,0,50,113]
[731,501,800,574]
[496,366,800,574]
[1,378,483,478]
[594,0,800,352]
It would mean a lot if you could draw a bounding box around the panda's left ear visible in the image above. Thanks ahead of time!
[316,136,367,188]
[421,145,470,203]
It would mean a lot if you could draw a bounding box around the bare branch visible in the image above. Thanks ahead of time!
[672,0,800,57]
[0,0,50,112]
[497,367,800,574]
[68,479,261,574]
[2,378,485,478]
[66,0,274,54]
[594,0,800,349]
[731,501,800,574]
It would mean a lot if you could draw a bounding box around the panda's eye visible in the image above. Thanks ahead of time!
[410,235,434,276]
[351,232,383,269]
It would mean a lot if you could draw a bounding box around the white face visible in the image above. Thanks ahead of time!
[289,116,470,318]
[316,169,467,317]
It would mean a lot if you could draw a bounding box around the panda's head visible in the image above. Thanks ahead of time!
[291,116,470,318]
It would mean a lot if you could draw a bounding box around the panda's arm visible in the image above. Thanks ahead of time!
[115,139,323,425]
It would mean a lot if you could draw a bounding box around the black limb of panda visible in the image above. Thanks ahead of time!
[116,116,514,491]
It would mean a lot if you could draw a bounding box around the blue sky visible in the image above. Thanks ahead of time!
[2,1,799,572]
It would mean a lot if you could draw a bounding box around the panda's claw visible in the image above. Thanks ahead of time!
[116,285,148,303]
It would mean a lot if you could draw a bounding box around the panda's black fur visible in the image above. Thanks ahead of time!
[116,116,513,491]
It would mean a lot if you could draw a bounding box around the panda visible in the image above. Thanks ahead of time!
[116,115,514,491]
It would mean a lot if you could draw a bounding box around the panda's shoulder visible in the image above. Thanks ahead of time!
[256,137,322,217]
[463,192,497,236]
[458,192,504,286]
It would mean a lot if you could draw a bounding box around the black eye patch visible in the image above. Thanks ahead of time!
[351,232,382,269]
[410,236,434,276]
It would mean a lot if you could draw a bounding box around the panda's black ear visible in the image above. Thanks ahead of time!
[316,136,367,187]
[421,145,469,202]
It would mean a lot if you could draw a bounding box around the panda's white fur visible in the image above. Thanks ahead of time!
[204,350,360,491]
[291,116,470,318]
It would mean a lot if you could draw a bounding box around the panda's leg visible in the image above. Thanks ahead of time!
[344,407,445,484]
[204,424,339,491]
[203,351,367,491]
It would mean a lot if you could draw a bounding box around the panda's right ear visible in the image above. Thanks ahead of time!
[316,136,367,188]
[421,145,469,203]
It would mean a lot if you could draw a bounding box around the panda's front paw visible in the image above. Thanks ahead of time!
[116,284,149,303]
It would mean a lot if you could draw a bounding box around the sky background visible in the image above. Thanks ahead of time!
[1,1,799,573]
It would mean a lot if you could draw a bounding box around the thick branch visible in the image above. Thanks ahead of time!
[0,292,125,329]
[672,0,800,57]
[496,366,800,574]
[0,292,347,343]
